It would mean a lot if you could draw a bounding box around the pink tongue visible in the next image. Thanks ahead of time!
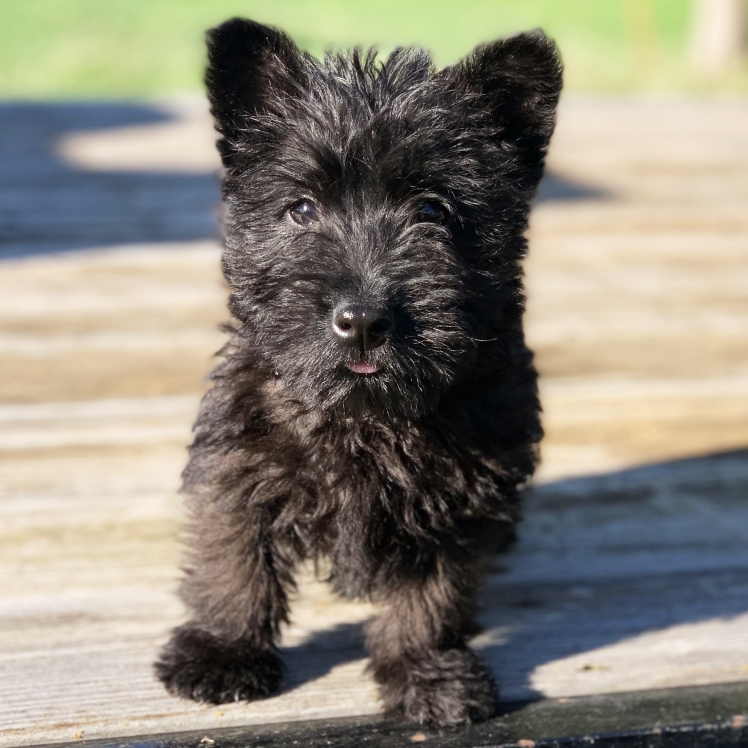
[347,361,381,374]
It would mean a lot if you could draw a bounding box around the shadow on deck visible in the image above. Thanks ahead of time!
[0,102,607,260]
[276,448,748,702]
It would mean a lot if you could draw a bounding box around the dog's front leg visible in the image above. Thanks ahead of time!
[366,553,496,725]
[155,504,293,704]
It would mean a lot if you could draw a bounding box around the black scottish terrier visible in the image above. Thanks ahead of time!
[155,18,561,726]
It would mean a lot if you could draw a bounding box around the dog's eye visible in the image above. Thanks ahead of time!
[288,200,317,226]
[415,200,449,225]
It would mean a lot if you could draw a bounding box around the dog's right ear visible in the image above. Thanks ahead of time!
[205,18,305,166]
[449,32,562,193]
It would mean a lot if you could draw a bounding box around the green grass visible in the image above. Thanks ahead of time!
[0,0,746,97]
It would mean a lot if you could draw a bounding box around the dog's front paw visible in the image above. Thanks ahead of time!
[375,648,497,726]
[155,625,283,703]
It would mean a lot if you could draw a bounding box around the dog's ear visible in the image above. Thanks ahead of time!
[205,18,305,166]
[455,32,562,189]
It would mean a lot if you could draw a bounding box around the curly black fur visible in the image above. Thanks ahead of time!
[156,625,283,703]
[155,18,561,726]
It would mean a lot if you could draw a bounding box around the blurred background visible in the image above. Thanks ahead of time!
[1,0,747,96]
[1,2,748,746]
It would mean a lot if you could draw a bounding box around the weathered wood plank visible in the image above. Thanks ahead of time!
[0,99,747,746]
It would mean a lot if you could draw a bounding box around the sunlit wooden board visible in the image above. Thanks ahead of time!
[0,99,747,746]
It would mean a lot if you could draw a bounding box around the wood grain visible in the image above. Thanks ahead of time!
[0,99,747,746]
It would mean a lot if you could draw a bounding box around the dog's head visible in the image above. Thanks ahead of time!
[206,19,561,420]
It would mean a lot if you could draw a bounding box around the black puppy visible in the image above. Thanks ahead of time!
[156,18,560,726]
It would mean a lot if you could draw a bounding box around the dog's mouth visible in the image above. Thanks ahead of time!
[345,360,382,375]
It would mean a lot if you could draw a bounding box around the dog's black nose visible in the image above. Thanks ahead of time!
[332,303,393,349]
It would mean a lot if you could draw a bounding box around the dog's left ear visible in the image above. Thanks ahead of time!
[205,18,307,166]
[453,32,562,190]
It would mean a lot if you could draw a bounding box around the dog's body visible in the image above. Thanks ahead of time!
[156,19,561,725]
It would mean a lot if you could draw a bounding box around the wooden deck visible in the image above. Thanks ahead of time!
[1,99,747,746]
